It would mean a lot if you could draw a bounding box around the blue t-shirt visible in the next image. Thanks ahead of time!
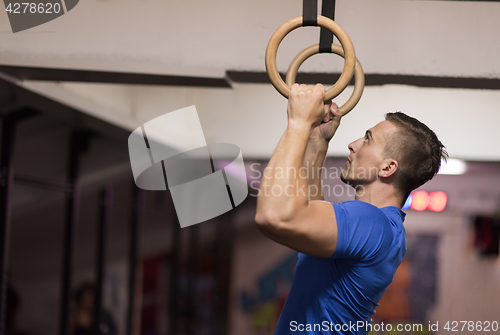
[274,200,407,335]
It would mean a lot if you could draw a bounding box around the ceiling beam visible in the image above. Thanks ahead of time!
[0,76,130,142]
[227,71,500,90]
[0,65,232,88]
[1,65,499,90]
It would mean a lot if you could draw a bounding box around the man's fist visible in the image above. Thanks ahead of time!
[310,102,342,145]
[287,84,328,129]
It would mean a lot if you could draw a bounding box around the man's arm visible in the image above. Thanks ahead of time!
[303,101,342,201]
[303,139,329,201]
[255,84,342,258]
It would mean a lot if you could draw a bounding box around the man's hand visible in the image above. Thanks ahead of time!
[287,84,328,130]
[309,101,342,145]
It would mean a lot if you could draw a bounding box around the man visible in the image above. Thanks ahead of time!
[255,84,447,334]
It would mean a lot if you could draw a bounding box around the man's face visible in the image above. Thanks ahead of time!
[341,120,399,186]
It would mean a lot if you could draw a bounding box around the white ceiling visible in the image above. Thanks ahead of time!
[2,0,500,77]
[1,0,500,161]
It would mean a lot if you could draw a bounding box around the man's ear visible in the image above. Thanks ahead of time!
[379,159,398,178]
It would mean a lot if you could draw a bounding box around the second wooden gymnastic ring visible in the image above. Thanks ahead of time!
[286,44,365,115]
[265,15,356,102]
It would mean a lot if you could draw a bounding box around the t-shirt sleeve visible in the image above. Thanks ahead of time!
[331,201,393,262]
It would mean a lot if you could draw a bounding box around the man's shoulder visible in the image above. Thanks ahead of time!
[330,200,396,262]
[333,200,388,219]
[332,200,396,235]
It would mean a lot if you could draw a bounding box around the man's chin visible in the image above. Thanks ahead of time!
[340,171,361,188]
[340,174,354,186]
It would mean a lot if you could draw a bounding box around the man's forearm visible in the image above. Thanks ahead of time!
[303,140,328,201]
[256,122,311,222]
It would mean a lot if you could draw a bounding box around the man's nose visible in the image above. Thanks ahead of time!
[348,137,364,153]
[347,142,356,152]
[348,141,356,153]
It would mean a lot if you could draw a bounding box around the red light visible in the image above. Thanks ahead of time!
[410,191,429,211]
[428,191,447,212]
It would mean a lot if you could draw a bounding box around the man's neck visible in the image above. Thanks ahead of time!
[353,181,403,209]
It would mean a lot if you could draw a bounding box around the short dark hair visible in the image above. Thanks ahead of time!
[383,112,448,198]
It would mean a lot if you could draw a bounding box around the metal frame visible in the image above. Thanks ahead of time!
[0,108,36,335]
[168,213,181,335]
[126,185,144,335]
[95,185,113,333]
[0,71,152,335]
[59,130,94,335]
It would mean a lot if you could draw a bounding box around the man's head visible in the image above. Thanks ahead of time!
[341,112,447,200]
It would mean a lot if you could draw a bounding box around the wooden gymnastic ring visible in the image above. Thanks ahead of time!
[286,44,364,115]
[265,15,356,102]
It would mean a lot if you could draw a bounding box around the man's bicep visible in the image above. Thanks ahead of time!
[261,200,338,258]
